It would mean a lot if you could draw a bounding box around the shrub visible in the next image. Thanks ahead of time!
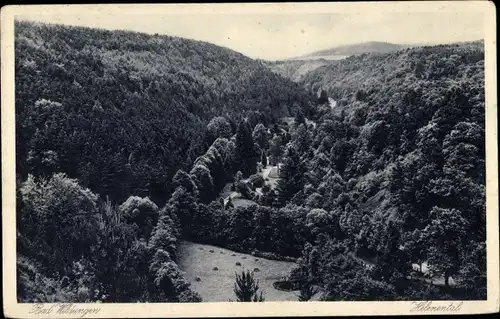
[236,181,254,199]
[248,174,265,188]
[152,260,201,302]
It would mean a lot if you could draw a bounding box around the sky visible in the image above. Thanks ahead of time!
[16,4,486,61]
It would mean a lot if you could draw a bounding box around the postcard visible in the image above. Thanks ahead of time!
[2,2,498,317]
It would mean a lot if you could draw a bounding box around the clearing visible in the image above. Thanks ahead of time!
[260,162,279,189]
[219,159,280,207]
[177,240,300,302]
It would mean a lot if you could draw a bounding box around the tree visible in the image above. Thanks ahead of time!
[305,208,336,237]
[233,270,265,302]
[252,123,269,151]
[167,187,198,234]
[261,151,268,168]
[317,88,328,104]
[234,120,258,177]
[269,135,283,171]
[294,109,306,127]
[422,207,468,288]
[18,173,99,275]
[402,229,427,273]
[276,144,306,206]
[149,250,201,302]
[118,196,159,240]
[292,124,312,155]
[149,214,179,260]
[372,221,411,294]
[207,116,233,141]
[456,241,486,299]
[259,184,276,207]
[171,170,198,198]
[190,165,215,204]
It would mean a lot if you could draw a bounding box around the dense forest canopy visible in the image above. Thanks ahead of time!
[15,21,486,303]
[15,20,314,204]
[266,40,486,299]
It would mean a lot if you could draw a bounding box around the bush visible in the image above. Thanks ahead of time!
[17,255,75,302]
[152,259,201,302]
[248,174,265,188]
[236,180,254,199]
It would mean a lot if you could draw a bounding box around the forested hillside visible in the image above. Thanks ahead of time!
[264,40,486,300]
[15,21,313,204]
[298,41,484,107]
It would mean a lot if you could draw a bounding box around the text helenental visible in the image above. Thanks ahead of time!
[410,301,464,312]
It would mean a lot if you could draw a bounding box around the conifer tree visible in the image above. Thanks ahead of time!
[252,123,269,151]
[276,144,305,206]
[269,135,284,172]
[235,120,258,177]
[261,151,268,168]
[294,109,306,127]
[190,165,214,204]
[233,270,265,302]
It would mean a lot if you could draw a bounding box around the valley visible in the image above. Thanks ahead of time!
[14,19,487,304]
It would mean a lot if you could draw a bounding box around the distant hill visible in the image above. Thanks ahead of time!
[267,40,484,85]
[15,20,314,203]
[296,41,408,60]
[267,42,409,82]
[297,40,485,105]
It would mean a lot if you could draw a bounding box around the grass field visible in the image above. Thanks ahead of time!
[177,241,299,302]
